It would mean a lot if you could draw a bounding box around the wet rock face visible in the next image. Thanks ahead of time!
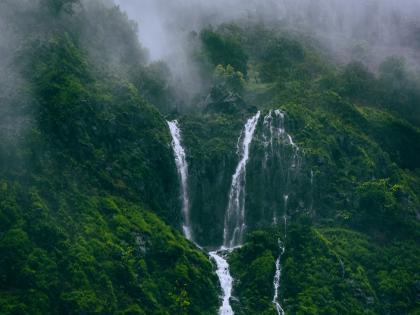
[183,109,313,247]
[189,154,236,246]
[246,110,310,231]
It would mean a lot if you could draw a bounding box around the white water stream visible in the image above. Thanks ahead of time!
[168,111,297,315]
[261,109,302,315]
[223,111,261,248]
[211,111,261,314]
[273,240,286,315]
[209,250,234,315]
[168,118,240,315]
[167,120,192,241]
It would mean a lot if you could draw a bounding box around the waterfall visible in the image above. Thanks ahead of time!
[208,112,260,315]
[260,109,301,315]
[168,111,298,315]
[209,250,234,315]
[167,120,192,241]
[167,120,235,314]
[283,194,289,214]
[263,110,286,164]
[261,109,300,225]
[273,212,287,315]
[223,111,261,249]
[273,240,286,315]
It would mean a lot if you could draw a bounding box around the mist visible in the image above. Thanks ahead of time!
[114,0,420,97]
[0,1,32,145]
[1,0,419,117]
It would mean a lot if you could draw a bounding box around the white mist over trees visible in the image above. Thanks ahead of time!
[115,0,420,65]
[113,0,420,105]
[0,1,33,152]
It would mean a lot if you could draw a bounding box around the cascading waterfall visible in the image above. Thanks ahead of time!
[223,111,261,249]
[168,116,258,315]
[273,196,289,315]
[273,213,289,315]
[273,239,286,315]
[209,111,261,315]
[209,250,234,315]
[262,110,285,165]
[168,110,298,315]
[261,109,301,315]
[261,109,300,225]
[167,120,193,241]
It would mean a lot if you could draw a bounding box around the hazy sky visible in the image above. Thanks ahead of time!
[114,0,420,63]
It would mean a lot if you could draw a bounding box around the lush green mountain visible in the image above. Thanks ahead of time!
[0,1,419,315]
[0,1,218,314]
[179,24,420,314]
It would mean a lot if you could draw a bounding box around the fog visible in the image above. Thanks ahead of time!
[0,1,31,143]
[1,0,419,120]
[113,0,286,60]
[114,0,420,83]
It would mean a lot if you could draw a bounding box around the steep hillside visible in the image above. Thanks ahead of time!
[0,1,219,314]
[0,1,419,315]
[175,23,420,314]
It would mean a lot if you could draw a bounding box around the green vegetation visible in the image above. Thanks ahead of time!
[0,191,218,315]
[183,22,420,314]
[0,1,218,314]
[200,28,249,76]
[229,230,281,315]
[230,223,419,315]
[0,2,419,314]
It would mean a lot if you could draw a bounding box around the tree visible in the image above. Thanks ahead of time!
[213,64,245,94]
[259,37,305,82]
[44,0,80,15]
[201,29,248,76]
[339,61,376,102]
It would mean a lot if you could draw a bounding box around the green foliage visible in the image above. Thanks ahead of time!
[200,29,249,76]
[1,6,419,315]
[334,57,420,126]
[0,187,219,315]
[357,107,420,170]
[43,0,80,15]
[18,24,180,222]
[230,224,419,315]
[229,230,281,314]
[129,61,175,112]
[0,2,219,314]
[259,36,306,82]
[338,62,376,102]
[180,23,419,315]
[179,111,251,245]
[213,64,245,95]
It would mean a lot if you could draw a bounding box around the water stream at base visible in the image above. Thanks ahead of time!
[209,250,234,315]
[273,240,286,315]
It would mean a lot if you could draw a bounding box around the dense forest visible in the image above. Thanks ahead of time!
[0,0,419,315]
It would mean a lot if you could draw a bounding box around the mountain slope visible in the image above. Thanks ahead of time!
[175,23,420,314]
[0,2,419,315]
[0,1,219,314]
